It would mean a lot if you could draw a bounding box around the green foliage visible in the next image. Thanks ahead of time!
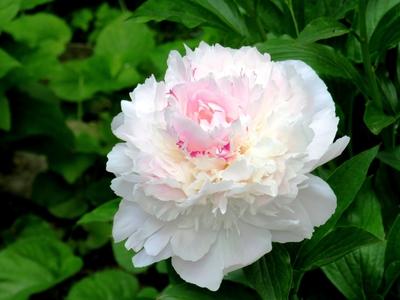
[1,0,400,299]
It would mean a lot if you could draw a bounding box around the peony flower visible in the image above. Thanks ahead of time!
[107,42,349,291]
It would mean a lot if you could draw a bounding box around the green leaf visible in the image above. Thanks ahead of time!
[299,227,381,270]
[383,261,400,296]
[322,243,385,300]
[4,13,71,55]
[377,146,400,172]
[71,8,93,31]
[0,92,11,131]
[133,0,249,37]
[0,0,20,29]
[0,48,20,78]
[159,281,260,300]
[20,0,52,10]
[304,0,357,23]
[66,270,139,300]
[385,215,400,268]
[322,181,386,299]
[370,3,400,59]
[363,101,397,135]
[257,38,369,97]
[366,0,400,37]
[295,146,379,267]
[0,237,82,300]
[112,242,148,274]
[298,17,349,44]
[78,199,119,225]
[243,244,292,300]
[50,153,96,184]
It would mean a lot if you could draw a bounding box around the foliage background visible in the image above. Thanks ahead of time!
[0,0,400,299]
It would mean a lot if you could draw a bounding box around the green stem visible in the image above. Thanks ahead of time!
[359,0,381,108]
[286,0,299,37]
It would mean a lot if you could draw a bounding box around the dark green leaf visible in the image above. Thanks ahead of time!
[20,0,52,10]
[385,215,400,268]
[257,38,369,97]
[50,153,96,184]
[299,227,381,270]
[0,237,82,300]
[304,0,357,23]
[295,146,379,267]
[243,244,292,300]
[298,17,349,44]
[78,199,119,225]
[66,270,139,300]
[377,147,400,172]
[133,0,249,37]
[0,48,20,78]
[363,101,397,135]
[366,0,400,37]
[158,281,260,300]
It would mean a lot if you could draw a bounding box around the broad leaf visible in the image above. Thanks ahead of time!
[299,227,381,270]
[298,17,349,44]
[363,101,397,135]
[0,48,20,78]
[0,0,20,29]
[295,146,379,267]
[243,245,292,300]
[20,0,53,10]
[377,146,400,172]
[133,0,249,37]
[112,242,148,274]
[158,281,260,300]
[366,0,400,37]
[0,237,82,300]
[4,13,71,55]
[78,199,119,225]
[66,270,139,300]
[257,39,369,97]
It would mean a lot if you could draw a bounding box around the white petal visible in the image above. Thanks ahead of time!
[297,174,336,226]
[314,136,350,168]
[112,200,148,242]
[144,225,174,256]
[106,143,133,175]
[171,228,217,261]
[133,245,172,267]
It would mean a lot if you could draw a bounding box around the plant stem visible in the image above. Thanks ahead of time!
[359,0,382,108]
[286,0,299,37]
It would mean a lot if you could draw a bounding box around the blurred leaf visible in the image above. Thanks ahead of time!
[296,146,379,267]
[78,222,111,252]
[363,101,397,135]
[366,0,400,37]
[304,0,357,23]
[11,96,74,148]
[370,3,400,58]
[298,17,349,44]
[0,48,20,78]
[383,261,400,296]
[49,196,88,219]
[50,153,96,184]
[71,8,93,31]
[0,0,20,29]
[137,287,159,299]
[20,0,52,10]
[112,242,148,274]
[322,181,385,299]
[95,15,155,76]
[0,92,11,131]
[132,0,249,37]
[66,269,139,300]
[377,146,400,172]
[78,199,119,225]
[0,237,82,300]
[243,244,292,300]
[159,281,260,300]
[257,38,369,97]
[298,227,381,270]
[4,13,71,55]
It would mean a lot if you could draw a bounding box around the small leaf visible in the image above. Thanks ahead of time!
[364,101,397,135]
[299,227,381,270]
[243,244,292,300]
[0,48,20,78]
[377,147,400,172]
[78,199,119,225]
[66,269,139,300]
[0,237,82,300]
[298,17,349,44]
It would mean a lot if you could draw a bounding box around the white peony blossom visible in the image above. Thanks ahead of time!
[107,42,349,291]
